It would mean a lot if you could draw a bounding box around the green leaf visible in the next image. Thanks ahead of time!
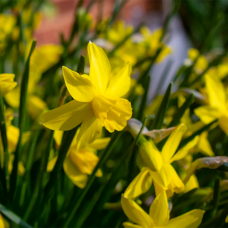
[151,82,172,130]
[0,204,32,228]
[10,40,36,199]
[0,89,9,192]
[168,93,194,127]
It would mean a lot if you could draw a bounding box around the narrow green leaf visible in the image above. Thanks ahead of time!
[168,93,194,127]
[10,40,36,198]
[178,119,217,149]
[0,89,9,192]
[212,178,220,216]
[0,203,32,228]
[151,82,172,130]
[63,131,122,227]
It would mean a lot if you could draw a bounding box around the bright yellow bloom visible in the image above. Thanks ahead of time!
[124,124,198,198]
[47,130,110,188]
[121,191,204,228]
[140,27,171,63]
[41,42,132,148]
[188,48,208,72]
[0,74,17,96]
[0,214,9,228]
[194,74,228,135]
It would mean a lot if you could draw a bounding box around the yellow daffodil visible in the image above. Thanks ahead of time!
[124,123,198,198]
[140,27,171,63]
[0,214,9,228]
[188,48,208,73]
[121,191,204,228]
[47,129,110,188]
[194,74,228,135]
[41,42,132,149]
[0,74,17,96]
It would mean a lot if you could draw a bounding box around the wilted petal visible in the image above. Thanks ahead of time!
[62,66,96,102]
[41,100,93,131]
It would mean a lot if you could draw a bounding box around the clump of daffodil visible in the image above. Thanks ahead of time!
[47,129,110,188]
[194,74,228,135]
[0,74,17,97]
[41,42,132,148]
[124,123,198,198]
[121,191,204,228]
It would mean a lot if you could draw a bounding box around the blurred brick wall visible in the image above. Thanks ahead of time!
[34,0,161,45]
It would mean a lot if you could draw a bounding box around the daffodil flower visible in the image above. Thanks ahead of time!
[47,129,110,188]
[194,74,228,135]
[41,42,132,149]
[121,191,204,228]
[0,74,17,96]
[124,123,198,198]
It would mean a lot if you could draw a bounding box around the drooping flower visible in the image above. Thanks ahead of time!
[47,129,110,188]
[121,191,204,228]
[41,42,132,149]
[0,74,17,97]
[124,123,198,198]
[194,74,228,135]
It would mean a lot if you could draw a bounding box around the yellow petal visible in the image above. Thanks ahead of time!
[54,131,64,147]
[62,66,96,102]
[0,73,17,96]
[70,150,100,176]
[7,125,19,152]
[170,136,199,163]
[89,137,111,150]
[106,62,131,98]
[41,100,92,131]
[184,175,199,193]
[219,114,228,135]
[76,115,103,151]
[88,42,111,91]
[149,191,170,227]
[4,87,20,108]
[121,195,154,228]
[0,214,5,228]
[124,168,152,199]
[47,156,58,172]
[205,75,226,109]
[123,222,143,228]
[28,95,47,119]
[151,164,173,189]
[138,139,163,172]
[197,132,214,156]
[162,123,186,162]
[168,164,185,194]
[63,155,88,188]
[194,106,220,124]
[92,94,132,132]
[165,209,204,228]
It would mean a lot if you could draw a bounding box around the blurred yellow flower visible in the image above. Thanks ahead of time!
[0,214,9,228]
[0,74,17,96]
[124,124,198,198]
[121,191,204,228]
[47,130,110,188]
[195,74,228,135]
[41,42,132,149]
